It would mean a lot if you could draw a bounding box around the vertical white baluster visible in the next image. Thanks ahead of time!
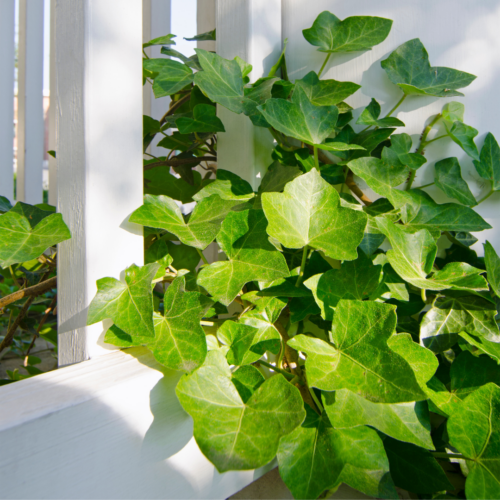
[0,0,16,202]
[17,0,45,204]
[48,0,57,206]
[197,0,215,52]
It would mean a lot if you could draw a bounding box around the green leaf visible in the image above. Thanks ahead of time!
[242,78,278,127]
[295,71,361,106]
[175,104,225,134]
[420,295,500,352]
[130,194,246,250]
[143,59,194,98]
[184,29,216,42]
[258,86,338,145]
[155,132,193,151]
[262,169,367,260]
[434,157,476,206]
[445,121,479,160]
[303,11,392,53]
[381,38,476,97]
[148,277,212,372]
[277,406,397,500]
[381,133,427,170]
[383,437,453,494]
[356,98,405,128]
[144,168,207,204]
[0,196,12,213]
[231,365,264,403]
[197,209,289,305]
[87,263,159,339]
[442,101,465,123]
[194,169,254,202]
[304,250,382,320]
[258,161,303,194]
[447,383,500,500]
[459,332,500,364]
[0,210,71,267]
[323,389,433,449]
[176,350,305,472]
[473,132,500,190]
[10,202,55,227]
[143,34,176,48]
[485,241,500,298]
[289,300,427,403]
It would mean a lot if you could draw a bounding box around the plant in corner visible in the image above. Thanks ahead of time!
[89,12,500,499]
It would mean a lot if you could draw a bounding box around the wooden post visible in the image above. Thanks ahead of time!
[48,0,57,206]
[56,0,144,365]
[17,0,45,204]
[0,0,15,202]
[216,0,282,190]
[197,0,216,52]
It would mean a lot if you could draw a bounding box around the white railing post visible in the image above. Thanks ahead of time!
[0,0,15,202]
[17,0,45,204]
[56,0,144,365]
[197,0,216,52]
[48,0,57,206]
[216,0,282,189]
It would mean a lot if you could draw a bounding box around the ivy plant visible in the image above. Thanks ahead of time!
[90,12,500,500]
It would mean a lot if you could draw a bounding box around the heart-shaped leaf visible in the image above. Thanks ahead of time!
[434,157,476,206]
[143,58,194,98]
[303,11,392,53]
[356,98,405,128]
[258,161,303,194]
[381,38,476,97]
[381,133,427,170]
[473,132,500,190]
[194,169,254,202]
[295,71,360,106]
[445,121,479,160]
[175,104,225,134]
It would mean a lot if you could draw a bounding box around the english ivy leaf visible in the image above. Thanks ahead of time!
[258,86,338,146]
[143,59,194,98]
[449,231,478,247]
[459,332,500,364]
[197,209,289,305]
[231,365,264,403]
[175,104,225,134]
[160,46,191,65]
[148,277,213,372]
[383,437,453,494]
[381,38,476,97]
[295,71,361,106]
[484,241,500,298]
[165,240,201,272]
[447,383,500,499]
[156,132,193,151]
[176,350,305,472]
[359,232,386,256]
[445,121,480,160]
[194,169,254,202]
[420,295,500,352]
[356,98,405,128]
[289,300,427,403]
[0,210,71,267]
[0,196,12,213]
[258,161,303,194]
[381,133,427,170]
[130,194,246,250]
[277,406,397,500]
[303,11,392,53]
[262,169,367,260]
[473,132,500,190]
[323,389,433,449]
[304,250,382,320]
[184,29,216,42]
[434,157,476,206]
[143,34,176,48]
[242,78,278,127]
[442,101,465,123]
[87,263,159,339]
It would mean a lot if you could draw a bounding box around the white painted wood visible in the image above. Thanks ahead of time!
[216,0,282,189]
[0,0,15,202]
[283,0,500,256]
[48,0,57,206]
[197,0,216,52]
[0,348,270,499]
[56,0,144,365]
[17,0,45,204]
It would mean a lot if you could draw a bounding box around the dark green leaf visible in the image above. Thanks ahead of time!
[143,34,176,48]
[175,104,225,134]
[143,59,194,98]
[258,161,303,194]
[434,157,476,205]
[445,121,479,160]
[295,71,360,106]
[473,132,500,190]
[356,98,405,127]
[459,332,500,364]
[184,29,216,42]
[382,133,427,170]
[0,196,12,213]
[484,241,500,298]
[231,365,265,403]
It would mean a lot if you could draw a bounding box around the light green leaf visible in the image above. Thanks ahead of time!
[445,121,479,160]
[295,71,361,106]
[197,209,289,305]
[356,98,405,128]
[442,101,465,123]
[381,133,427,170]
[473,132,500,190]
[258,161,303,194]
[303,11,392,53]
[447,383,500,500]
[87,263,159,339]
[485,241,500,298]
[175,104,225,134]
[143,34,176,48]
[262,169,367,260]
[231,365,265,403]
[381,38,476,97]
[289,300,427,403]
[143,58,194,98]
[176,350,305,472]
[277,406,397,500]
[420,295,500,352]
[194,169,254,202]
[323,389,433,449]
[459,331,500,364]
[0,210,71,267]
[130,194,246,250]
[434,157,476,206]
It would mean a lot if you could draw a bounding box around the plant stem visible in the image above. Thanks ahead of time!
[385,93,407,118]
[9,266,22,289]
[477,188,494,204]
[142,49,149,59]
[197,249,209,266]
[295,245,309,287]
[415,182,434,190]
[421,288,427,303]
[317,53,331,78]
[0,296,36,355]
[0,276,57,310]
[313,146,319,171]
[431,452,474,462]
[422,134,447,146]
[258,360,294,380]
[309,387,324,413]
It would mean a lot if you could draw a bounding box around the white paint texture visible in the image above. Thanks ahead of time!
[17,0,45,204]
[283,0,500,256]
[216,0,282,189]
[56,0,144,365]
[0,0,15,202]
[48,0,57,206]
